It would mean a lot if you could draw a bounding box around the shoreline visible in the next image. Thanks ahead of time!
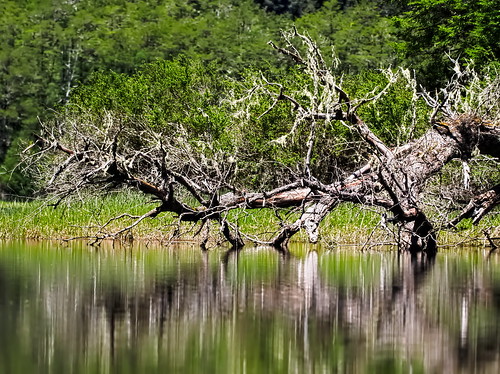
[1,194,498,250]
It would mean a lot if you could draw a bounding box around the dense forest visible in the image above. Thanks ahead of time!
[1,0,498,197]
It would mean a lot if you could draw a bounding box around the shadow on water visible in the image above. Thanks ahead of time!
[0,240,500,373]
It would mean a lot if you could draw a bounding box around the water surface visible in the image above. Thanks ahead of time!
[0,240,499,373]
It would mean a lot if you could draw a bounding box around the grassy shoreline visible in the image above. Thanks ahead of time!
[1,191,498,249]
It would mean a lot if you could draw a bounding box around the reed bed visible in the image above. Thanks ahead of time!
[0,191,498,249]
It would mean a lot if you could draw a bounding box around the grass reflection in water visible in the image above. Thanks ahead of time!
[0,241,499,373]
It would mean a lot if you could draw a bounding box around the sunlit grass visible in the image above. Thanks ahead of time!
[437,212,500,248]
[0,192,385,245]
[0,191,498,248]
[0,191,176,240]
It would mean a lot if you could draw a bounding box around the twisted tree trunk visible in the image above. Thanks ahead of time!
[268,115,498,255]
[28,30,499,254]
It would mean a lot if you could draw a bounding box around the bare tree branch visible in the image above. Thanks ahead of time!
[24,30,499,255]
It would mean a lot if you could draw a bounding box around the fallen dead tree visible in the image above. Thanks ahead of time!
[25,30,499,255]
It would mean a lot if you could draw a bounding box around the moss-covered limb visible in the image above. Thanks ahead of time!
[19,31,499,253]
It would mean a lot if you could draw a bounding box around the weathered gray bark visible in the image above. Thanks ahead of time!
[29,31,499,253]
[448,183,500,227]
[33,112,498,254]
[268,115,498,255]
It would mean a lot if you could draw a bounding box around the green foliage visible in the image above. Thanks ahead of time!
[394,0,500,88]
[2,0,498,197]
[64,60,311,189]
[343,70,431,144]
[65,58,234,155]
[0,136,36,198]
[296,0,399,73]
[254,0,326,17]
[229,62,433,186]
[0,0,286,196]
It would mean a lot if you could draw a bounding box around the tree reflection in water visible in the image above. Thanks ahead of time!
[0,241,499,373]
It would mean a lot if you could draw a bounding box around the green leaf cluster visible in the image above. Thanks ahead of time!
[296,1,399,73]
[66,58,234,150]
[394,0,500,88]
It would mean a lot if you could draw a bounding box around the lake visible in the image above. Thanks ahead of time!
[0,240,499,373]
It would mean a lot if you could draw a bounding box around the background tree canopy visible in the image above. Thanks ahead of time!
[394,0,500,88]
[1,0,498,197]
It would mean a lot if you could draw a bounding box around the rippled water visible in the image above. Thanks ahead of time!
[0,240,499,373]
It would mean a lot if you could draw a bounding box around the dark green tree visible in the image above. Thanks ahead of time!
[394,0,500,88]
[254,0,326,17]
[296,1,399,73]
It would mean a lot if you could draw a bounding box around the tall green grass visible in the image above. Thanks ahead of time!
[0,192,386,245]
[228,202,386,246]
[0,191,498,247]
[0,191,175,240]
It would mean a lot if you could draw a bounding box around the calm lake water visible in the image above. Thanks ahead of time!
[0,240,499,374]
